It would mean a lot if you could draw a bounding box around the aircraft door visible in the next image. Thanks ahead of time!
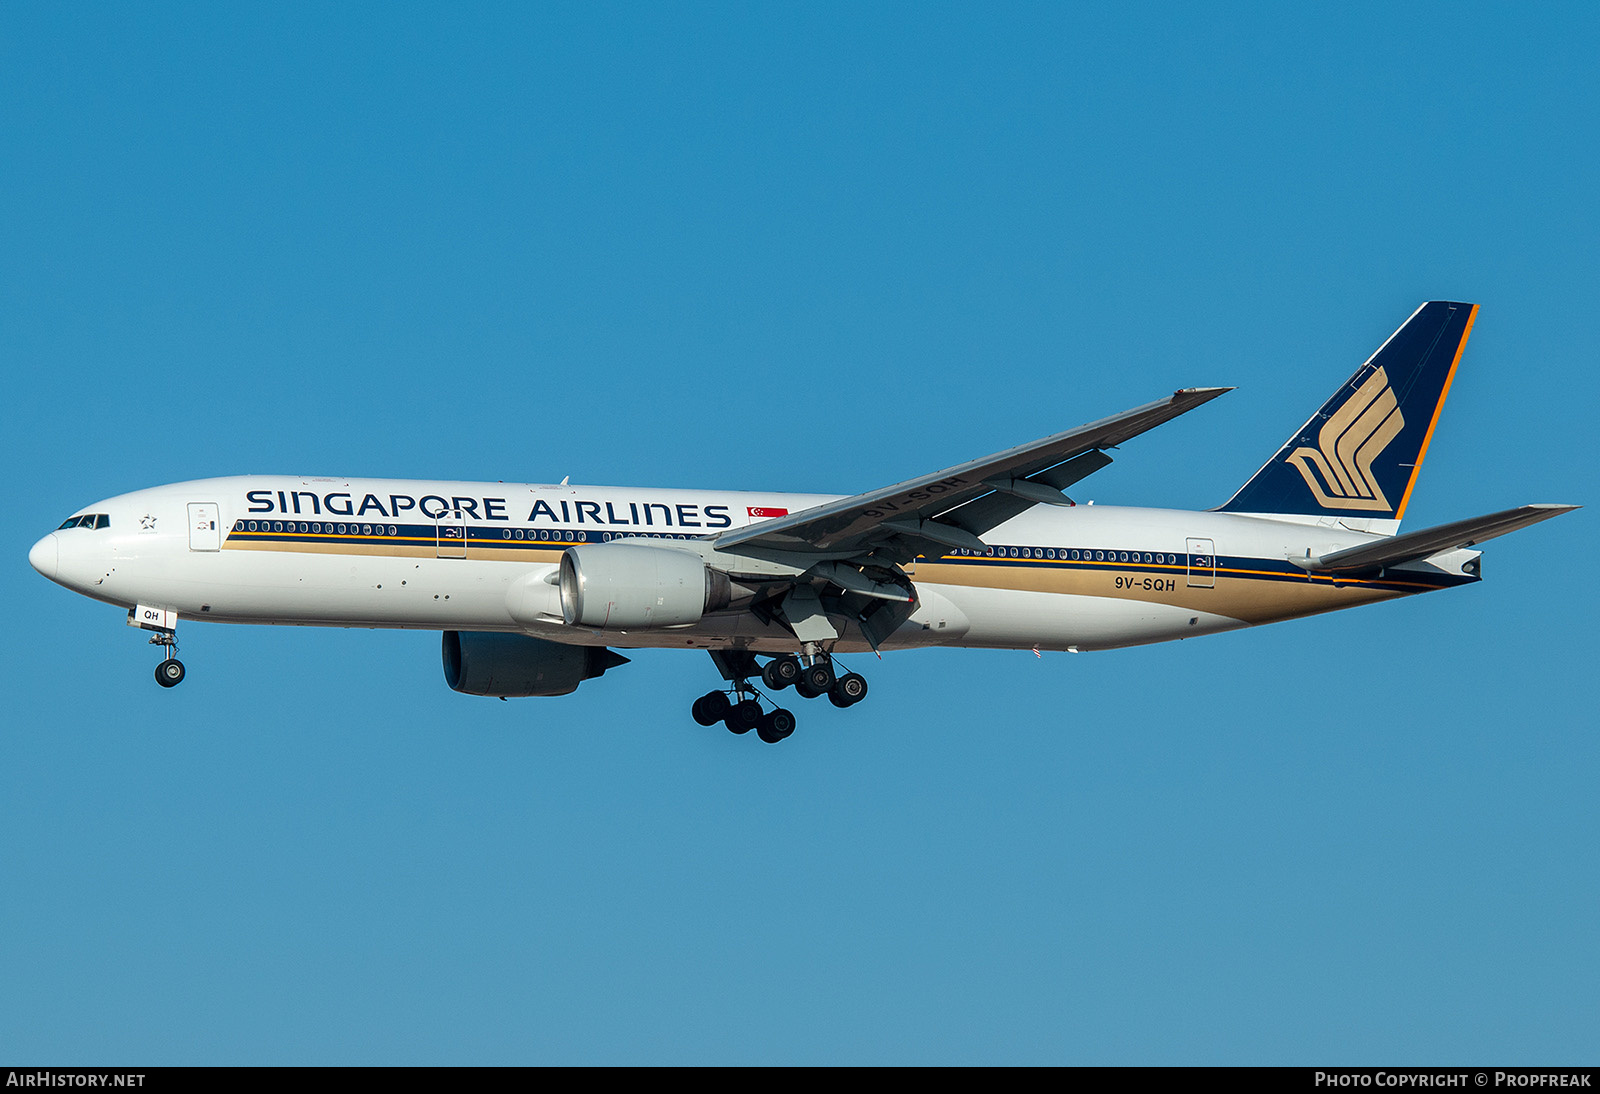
[188,503,220,551]
[1186,538,1215,588]
[436,509,467,559]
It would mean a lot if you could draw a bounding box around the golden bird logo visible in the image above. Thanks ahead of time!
[1285,367,1404,512]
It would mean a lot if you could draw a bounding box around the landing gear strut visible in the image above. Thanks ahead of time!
[150,631,185,688]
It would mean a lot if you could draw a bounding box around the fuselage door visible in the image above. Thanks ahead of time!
[437,509,467,559]
[1186,537,1216,588]
[188,503,221,551]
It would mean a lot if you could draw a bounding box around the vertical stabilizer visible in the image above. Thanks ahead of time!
[1217,301,1478,522]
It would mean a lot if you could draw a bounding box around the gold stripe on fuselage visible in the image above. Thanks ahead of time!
[912,556,1413,626]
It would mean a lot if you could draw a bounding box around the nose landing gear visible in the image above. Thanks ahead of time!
[146,627,185,688]
[155,656,186,687]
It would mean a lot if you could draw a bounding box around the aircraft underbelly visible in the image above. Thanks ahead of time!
[110,550,521,629]
[931,584,1246,651]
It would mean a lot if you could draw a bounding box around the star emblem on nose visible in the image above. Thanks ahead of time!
[140,514,157,530]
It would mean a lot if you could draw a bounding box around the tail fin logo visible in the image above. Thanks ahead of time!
[1284,367,1405,512]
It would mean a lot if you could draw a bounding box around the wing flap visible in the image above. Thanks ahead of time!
[942,449,1116,537]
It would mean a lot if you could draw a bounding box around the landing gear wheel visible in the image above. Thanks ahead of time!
[155,658,186,688]
[725,699,762,735]
[693,690,731,726]
[762,655,801,690]
[757,708,796,744]
[801,662,835,694]
[829,672,868,708]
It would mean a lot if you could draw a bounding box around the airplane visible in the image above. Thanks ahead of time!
[28,301,1576,744]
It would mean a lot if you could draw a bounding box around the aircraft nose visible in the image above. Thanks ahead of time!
[29,533,59,580]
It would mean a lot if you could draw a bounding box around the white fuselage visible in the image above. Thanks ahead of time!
[29,475,1479,657]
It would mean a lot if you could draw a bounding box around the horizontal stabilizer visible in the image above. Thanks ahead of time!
[1295,504,1578,574]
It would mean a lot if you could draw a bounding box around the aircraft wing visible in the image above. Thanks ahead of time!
[1295,503,1579,575]
[711,387,1231,560]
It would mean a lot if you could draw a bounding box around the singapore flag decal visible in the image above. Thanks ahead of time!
[747,506,788,518]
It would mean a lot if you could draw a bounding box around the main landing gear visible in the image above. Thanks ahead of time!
[763,652,869,708]
[691,690,797,744]
[692,650,868,744]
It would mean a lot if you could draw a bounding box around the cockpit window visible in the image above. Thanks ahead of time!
[56,514,110,530]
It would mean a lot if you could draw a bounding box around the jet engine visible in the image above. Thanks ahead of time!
[559,542,731,629]
[441,631,628,697]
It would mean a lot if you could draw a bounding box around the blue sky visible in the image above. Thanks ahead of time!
[3,3,1595,1064]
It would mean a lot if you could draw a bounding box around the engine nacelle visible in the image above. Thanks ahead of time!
[441,631,628,697]
[559,542,730,629]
